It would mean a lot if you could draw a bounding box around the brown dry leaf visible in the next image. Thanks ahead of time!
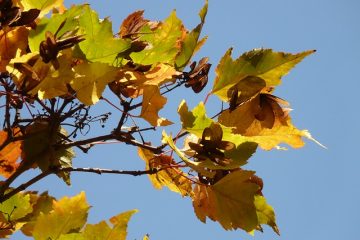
[138,148,192,197]
[0,27,29,72]
[119,10,149,39]
[0,128,22,178]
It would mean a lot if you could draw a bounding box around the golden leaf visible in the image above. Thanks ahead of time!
[138,148,192,197]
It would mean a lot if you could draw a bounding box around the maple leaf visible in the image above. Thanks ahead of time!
[21,192,56,237]
[0,128,22,178]
[177,100,251,146]
[20,0,64,17]
[28,4,85,53]
[0,191,33,238]
[73,209,138,240]
[140,85,173,126]
[71,62,119,105]
[175,0,208,69]
[255,195,279,235]
[32,192,90,240]
[0,191,32,221]
[219,93,321,150]
[130,11,185,66]
[212,48,315,101]
[192,170,264,232]
[22,121,75,185]
[0,27,29,72]
[138,148,192,197]
[110,63,179,98]
[28,51,75,99]
[76,4,131,64]
[119,10,149,39]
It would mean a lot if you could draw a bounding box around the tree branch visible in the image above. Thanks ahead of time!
[0,167,162,203]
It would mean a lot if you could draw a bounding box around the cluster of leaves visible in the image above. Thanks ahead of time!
[0,0,320,238]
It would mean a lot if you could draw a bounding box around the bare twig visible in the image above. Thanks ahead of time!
[0,167,162,203]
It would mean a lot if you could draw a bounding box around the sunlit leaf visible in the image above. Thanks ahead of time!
[81,209,138,240]
[28,5,85,53]
[20,0,64,17]
[177,100,251,147]
[130,11,184,65]
[255,195,279,235]
[77,5,131,64]
[71,62,118,105]
[212,48,315,101]
[140,85,173,126]
[32,192,90,240]
[192,170,262,232]
[219,94,321,150]
[0,27,29,72]
[21,192,56,237]
[138,148,192,197]
[175,0,208,69]
[0,192,32,221]
[28,52,75,99]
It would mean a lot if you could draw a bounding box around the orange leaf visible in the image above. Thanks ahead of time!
[0,128,22,178]
[0,27,29,72]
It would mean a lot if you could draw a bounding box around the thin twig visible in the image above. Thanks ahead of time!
[0,167,162,203]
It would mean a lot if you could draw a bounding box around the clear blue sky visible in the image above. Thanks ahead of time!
[13,0,360,239]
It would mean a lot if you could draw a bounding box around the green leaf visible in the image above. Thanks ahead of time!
[175,0,208,69]
[0,192,32,221]
[21,0,64,17]
[81,209,138,240]
[130,11,184,66]
[177,100,250,146]
[177,100,213,137]
[32,192,90,240]
[28,5,86,53]
[76,5,131,64]
[212,48,315,101]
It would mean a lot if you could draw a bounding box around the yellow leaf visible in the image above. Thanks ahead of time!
[71,62,118,105]
[140,85,173,126]
[219,94,322,150]
[28,53,75,99]
[138,148,193,197]
[32,192,90,240]
[255,195,279,235]
[81,209,138,240]
[20,0,64,17]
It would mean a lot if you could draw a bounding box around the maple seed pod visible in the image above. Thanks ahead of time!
[184,57,211,93]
